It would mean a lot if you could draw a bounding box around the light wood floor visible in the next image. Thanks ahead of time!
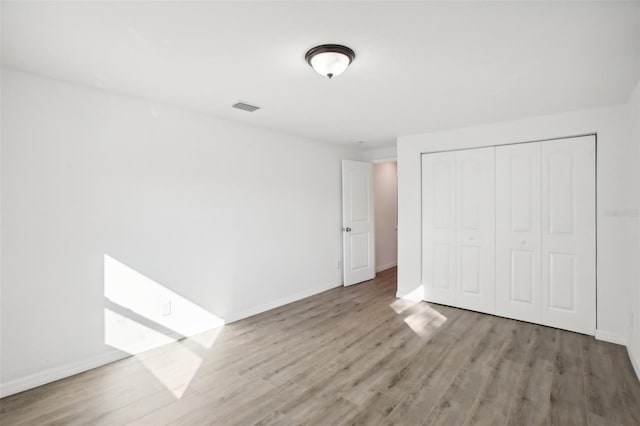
[2,267,640,425]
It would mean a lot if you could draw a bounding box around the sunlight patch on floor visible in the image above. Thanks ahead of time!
[138,342,203,398]
[389,298,416,314]
[403,310,446,337]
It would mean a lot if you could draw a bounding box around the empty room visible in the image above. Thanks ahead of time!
[1,1,640,425]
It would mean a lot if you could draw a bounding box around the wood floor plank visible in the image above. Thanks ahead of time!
[608,344,640,425]
[382,312,498,425]
[582,338,627,426]
[2,267,639,426]
[420,318,518,425]
[369,305,478,405]
[548,331,589,426]
[463,321,536,426]
[337,304,458,406]
[338,391,398,426]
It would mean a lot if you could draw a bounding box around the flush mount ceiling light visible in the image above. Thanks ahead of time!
[305,44,355,79]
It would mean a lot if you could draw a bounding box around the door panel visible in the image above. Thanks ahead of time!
[422,152,456,305]
[433,162,454,229]
[433,243,454,289]
[510,250,534,303]
[342,160,375,286]
[455,148,495,314]
[422,148,494,311]
[459,159,480,230]
[548,152,574,234]
[460,246,480,294]
[541,136,595,334]
[548,253,576,311]
[496,143,541,323]
[350,233,371,271]
[349,170,370,222]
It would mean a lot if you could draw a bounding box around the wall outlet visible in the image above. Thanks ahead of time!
[162,301,172,317]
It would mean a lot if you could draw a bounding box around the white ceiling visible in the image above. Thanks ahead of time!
[2,1,640,148]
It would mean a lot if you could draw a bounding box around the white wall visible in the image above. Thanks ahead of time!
[374,162,397,272]
[0,69,361,396]
[397,104,639,346]
[363,145,397,162]
[628,79,640,377]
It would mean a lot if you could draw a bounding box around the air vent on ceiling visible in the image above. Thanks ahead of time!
[232,102,260,112]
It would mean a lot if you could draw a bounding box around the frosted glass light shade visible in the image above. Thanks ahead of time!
[309,52,351,79]
[305,44,355,79]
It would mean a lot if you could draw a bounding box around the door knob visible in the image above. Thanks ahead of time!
[343,227,352,232]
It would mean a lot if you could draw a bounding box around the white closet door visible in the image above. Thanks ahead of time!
[541,136,596,335]
[422,152,457,305]
[496,143,542,323]
[455,148,496,314]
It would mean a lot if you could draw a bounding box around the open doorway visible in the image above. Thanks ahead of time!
[373,161,398,273]
[341,159,397,287]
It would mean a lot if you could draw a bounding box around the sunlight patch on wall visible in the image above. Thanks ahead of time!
[104,254,225,337]
[103,254,225,398]
[104,308,220,398]
[104,308,176,354]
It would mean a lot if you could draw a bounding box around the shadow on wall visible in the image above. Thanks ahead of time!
[103,254,224,398]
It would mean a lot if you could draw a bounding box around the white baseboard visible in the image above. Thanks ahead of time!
[0,282,341,398]
[224,281,341,324]
[376,261,397,273]
[0,349,129,398]
[595,329,628,346]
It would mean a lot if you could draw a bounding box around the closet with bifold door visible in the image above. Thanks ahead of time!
[421,135,596,335]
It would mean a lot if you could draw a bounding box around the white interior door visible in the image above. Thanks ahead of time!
[342,160,375,286]
[422,152,457,305]
[541,136,596,335]
[455,147,496,314]
[496,142,542,323]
